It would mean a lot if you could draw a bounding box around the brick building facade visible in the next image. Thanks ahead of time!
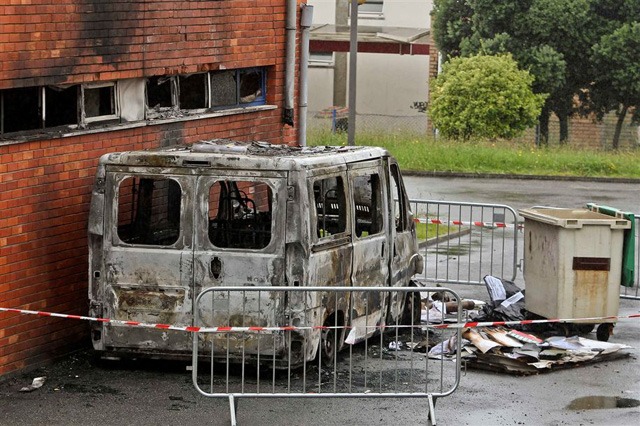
[0,0,306,376]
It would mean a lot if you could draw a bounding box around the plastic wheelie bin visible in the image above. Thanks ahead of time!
[519,207,632,341]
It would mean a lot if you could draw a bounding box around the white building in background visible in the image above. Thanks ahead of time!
[307,0,436,134]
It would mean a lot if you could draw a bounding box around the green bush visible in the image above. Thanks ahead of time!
[428,54,546,140]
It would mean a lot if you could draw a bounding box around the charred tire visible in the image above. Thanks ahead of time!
[319,314,343,364]
[596,323,612,342]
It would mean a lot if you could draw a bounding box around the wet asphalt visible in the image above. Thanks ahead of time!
[1,175,638,425]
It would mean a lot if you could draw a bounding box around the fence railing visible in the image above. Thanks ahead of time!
[410,199,639,300]
[192,286,462,426]
[409,199,520,286]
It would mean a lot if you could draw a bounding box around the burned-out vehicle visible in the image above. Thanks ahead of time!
[88,140,423,365]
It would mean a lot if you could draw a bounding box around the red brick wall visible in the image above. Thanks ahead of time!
[0,0,305,377]
[0,0,292,88]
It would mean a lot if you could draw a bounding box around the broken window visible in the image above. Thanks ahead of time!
[146,76,175,110]
[313,176,347,239]
[1,87,41,134]
[45,85,78,127]
[117,176,181,246]
[179,74,208,110]
[210,68,266,108]
[83,83,117,122]
[352,173,383,238]
[1,67,268,138]
[208,180,273,249]
[210,71,237,107]
[239,69,264,105]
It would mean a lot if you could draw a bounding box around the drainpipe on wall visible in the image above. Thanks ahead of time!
[298,4,314,146]
[283,0,296,127]
[347,0,359,146]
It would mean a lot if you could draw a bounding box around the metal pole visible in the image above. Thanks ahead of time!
[298,4,314,146]
[347,0,358,146]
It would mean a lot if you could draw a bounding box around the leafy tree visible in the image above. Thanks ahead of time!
[591,22,640,149]
[430,0,637,146]
[431,0,474,61]
[428,54,546,140]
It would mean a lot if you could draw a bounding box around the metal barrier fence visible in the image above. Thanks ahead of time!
[409,199,520,286]
[192,286,462,426]
[409,199,639,300]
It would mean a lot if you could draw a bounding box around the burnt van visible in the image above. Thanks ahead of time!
[88,140,423,365]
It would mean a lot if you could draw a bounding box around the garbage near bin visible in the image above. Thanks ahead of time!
[471,275,527,326]
[519,207,632,342]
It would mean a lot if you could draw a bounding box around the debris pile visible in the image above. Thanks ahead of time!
[423,275,632,375]
[455,328,631,375]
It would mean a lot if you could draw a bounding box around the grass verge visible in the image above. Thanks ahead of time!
[308,130,640,179]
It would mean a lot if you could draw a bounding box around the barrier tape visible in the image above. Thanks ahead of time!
[2,306,639,333]
[413,217,522,229]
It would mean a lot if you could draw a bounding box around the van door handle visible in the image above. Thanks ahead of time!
[211,257,222,280]
[381,242,385,258]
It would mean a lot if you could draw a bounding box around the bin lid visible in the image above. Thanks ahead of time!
[518,208,631,229]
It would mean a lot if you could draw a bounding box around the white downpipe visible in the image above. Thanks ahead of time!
[284,0,296,127]
[298,4,314,146]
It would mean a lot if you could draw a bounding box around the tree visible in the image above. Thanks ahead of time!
[431,0,474,61]
[430,0,620,145]
[591,22,640,149]
[428,54,546,140]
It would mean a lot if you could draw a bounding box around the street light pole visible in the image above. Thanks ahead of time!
[347,0,358,146]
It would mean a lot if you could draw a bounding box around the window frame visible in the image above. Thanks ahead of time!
[178,73,210,112]
[352,0,384,18]
[311,174,351,245]
[351,171,384,239]
[113,174,185,248]
[209,67,267,110]
[237,67,267,107]
[81,82,120,126]
[0,87,42,135]
[0,67,270,140]
[309,52,335,67]
[205,178,275,251]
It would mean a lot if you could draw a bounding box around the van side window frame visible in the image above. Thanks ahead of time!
[350,170,385,239]
[390,162,411,233]
[310,174,351,248]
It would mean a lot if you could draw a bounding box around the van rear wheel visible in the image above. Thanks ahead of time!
[320,315,342,364]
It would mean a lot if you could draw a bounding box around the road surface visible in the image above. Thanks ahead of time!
[1,176,638,426]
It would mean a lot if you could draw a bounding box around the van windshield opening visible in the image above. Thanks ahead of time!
[208,180,273,249]
[117,176,181,246]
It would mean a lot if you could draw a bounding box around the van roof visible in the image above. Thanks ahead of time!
[99,139,391,170]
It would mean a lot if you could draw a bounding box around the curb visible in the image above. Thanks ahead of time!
[403,170,640,184]
[418,227,472,249]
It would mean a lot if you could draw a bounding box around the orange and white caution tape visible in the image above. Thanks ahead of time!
[1,306,638,333]
[413,217,522,229]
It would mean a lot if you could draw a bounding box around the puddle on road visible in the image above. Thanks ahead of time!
[567,396,640,410]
